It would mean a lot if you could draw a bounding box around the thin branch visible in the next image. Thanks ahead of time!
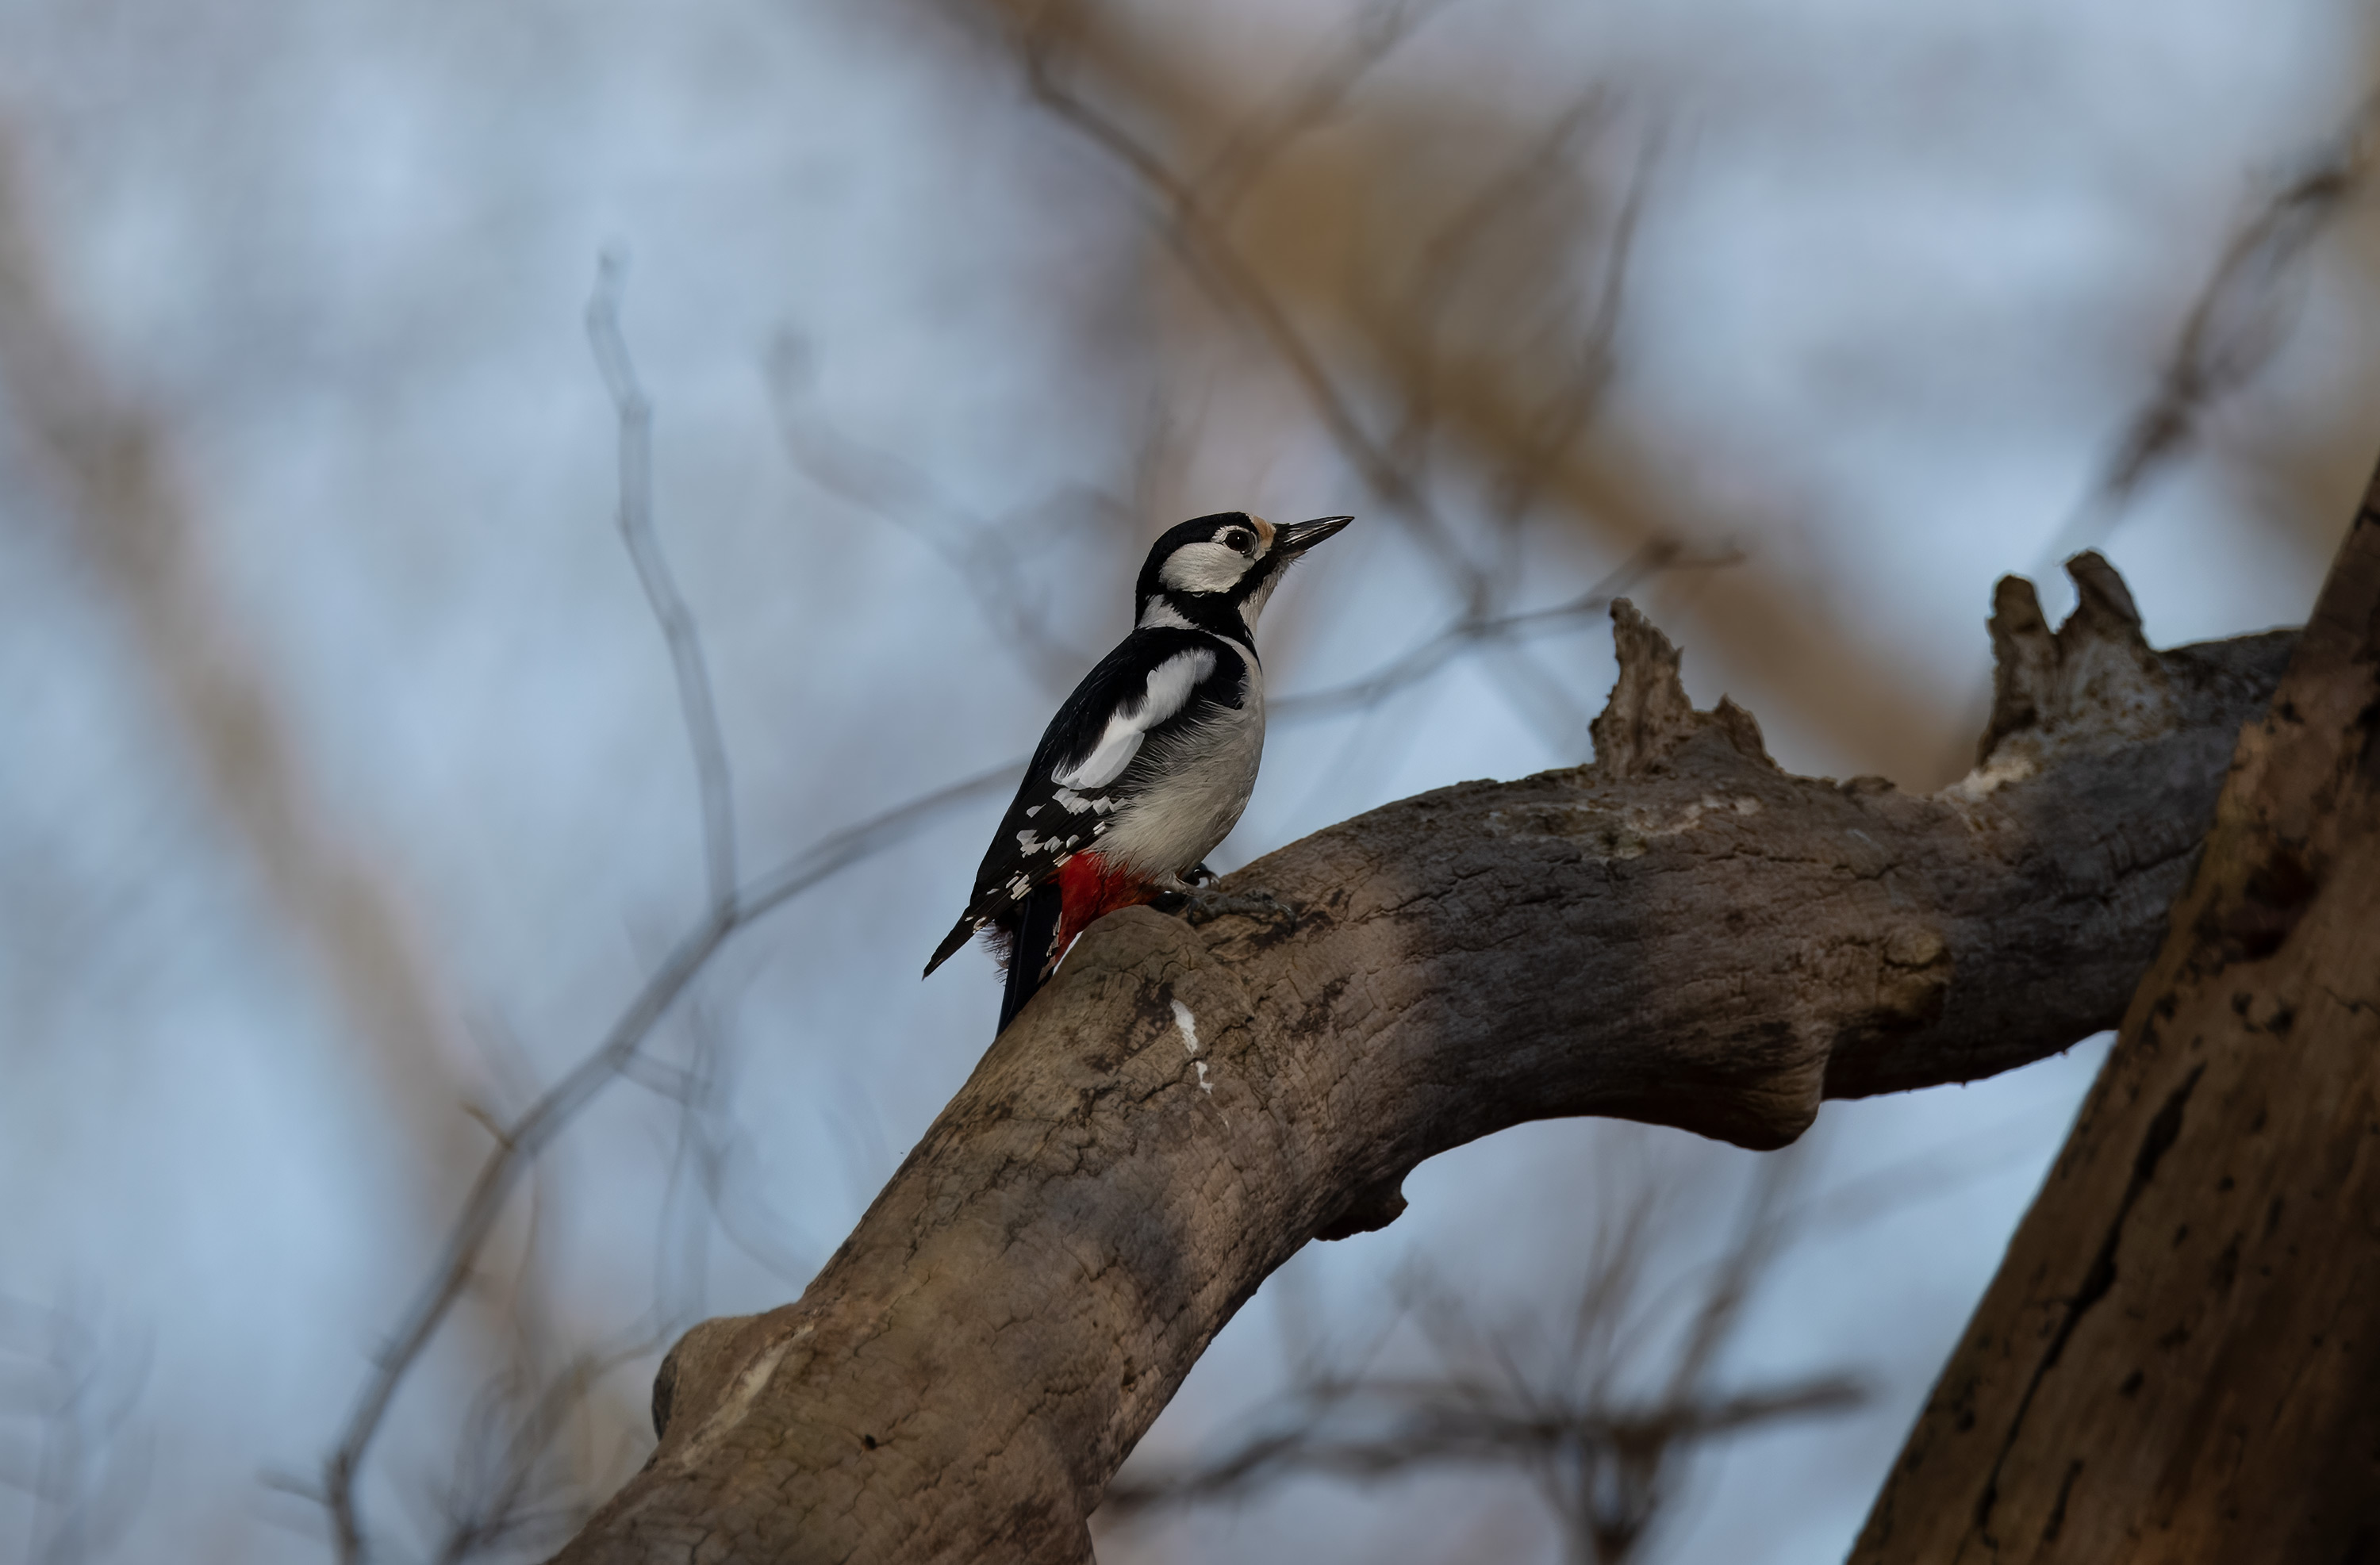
[317,751,1018,1559]
[321,258,1002,1563]
[1269,542,1737,723]
[432,1333,660,1565]
[0,1295,152,1565]
[1103,1377,1860,1509]
[1105,1165,1855,1565]
[1191,0,1442,222]
[1486,125,1661,533]
[588,255,740,911]
[762,334,1097,694]
[1013,2,1478,584]
[428,999,814,1562]
[2042,90,2380,568]
[1000,8,1681,753]
[1383,94,1613,488]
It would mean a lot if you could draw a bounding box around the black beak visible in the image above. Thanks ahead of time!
[1273,515,1353,556]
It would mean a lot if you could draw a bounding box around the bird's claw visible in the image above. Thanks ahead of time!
[1155,886,1293,928]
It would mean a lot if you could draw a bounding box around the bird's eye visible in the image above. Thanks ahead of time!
[1223,529,1253,554]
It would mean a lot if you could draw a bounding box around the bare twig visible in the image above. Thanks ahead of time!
[424,995,818,1563]
[0,1294,152,1565]
[762,334,1099,693]
[1380,94,1612,490]
[951,0,1978,780]
[2042,91,2380,569]
[317,752,1019,1556]
[996,5,1685,753]
[1269,542,1737,723]
[1192,0,1442,221]
[1105,1161,1860,1565]
[1012,1,1477,581]
[317,260,1015,1561]
[589,255,739,911]
[1484,125,1661,535]
[430,1335,659,1565]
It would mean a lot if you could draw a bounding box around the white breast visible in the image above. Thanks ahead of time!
[1097,639,1264,880]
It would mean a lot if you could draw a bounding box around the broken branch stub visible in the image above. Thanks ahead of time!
[551,558,2293,1565]
[1978,548,2177,765]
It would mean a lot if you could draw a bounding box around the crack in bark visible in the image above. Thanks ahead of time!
[1969,1063,2204,1548]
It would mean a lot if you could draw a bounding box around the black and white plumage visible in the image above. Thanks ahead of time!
[924,510,1353,1031]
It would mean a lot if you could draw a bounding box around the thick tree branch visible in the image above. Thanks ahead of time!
[1852,468,2380,1559]
[551,554,2294,1564]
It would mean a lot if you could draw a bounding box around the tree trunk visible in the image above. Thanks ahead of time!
[1852,493,2380,1561]
[548,554,2296,1565]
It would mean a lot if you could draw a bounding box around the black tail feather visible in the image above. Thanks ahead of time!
[923,911,979,980]
[997,882,1065,1035]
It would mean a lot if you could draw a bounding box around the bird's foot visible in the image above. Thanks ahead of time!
[1150,885,1295,929]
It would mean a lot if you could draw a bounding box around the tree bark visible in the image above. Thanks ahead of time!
[551,555,2295,1565]
[1851,496,2380,1561]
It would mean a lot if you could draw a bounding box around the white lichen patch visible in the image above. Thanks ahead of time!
[1622,798,1731,842]
[1942,742,2040,803]
[1170,998,1200,1055]
[1170,999,1222,1106]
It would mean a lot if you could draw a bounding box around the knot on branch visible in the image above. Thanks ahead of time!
[1591,600,1773,778]
[1313,1174,1410,1241]
[1977,552,2175,768]
[651,1313,763,1438]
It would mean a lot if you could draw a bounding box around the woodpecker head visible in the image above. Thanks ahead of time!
[1134,512,1352,636]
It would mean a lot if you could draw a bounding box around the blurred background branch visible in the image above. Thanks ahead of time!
[2042,88,2380,573]
[1105,1160,1864,1565]
[0,0,2370,1560]
[0,1294,151,1565]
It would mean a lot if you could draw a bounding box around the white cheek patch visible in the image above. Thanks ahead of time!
[1160,542,1249,596]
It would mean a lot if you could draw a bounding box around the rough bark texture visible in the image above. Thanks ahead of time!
[553,557,2296,1565]
[1852,501,2380,1562]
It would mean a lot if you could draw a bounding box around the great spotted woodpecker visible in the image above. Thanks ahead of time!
[924,511,1353,1031]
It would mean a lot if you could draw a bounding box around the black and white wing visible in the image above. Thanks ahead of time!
[923,628,1246,976]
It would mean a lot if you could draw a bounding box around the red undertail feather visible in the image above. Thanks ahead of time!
[1052,852,1158,964]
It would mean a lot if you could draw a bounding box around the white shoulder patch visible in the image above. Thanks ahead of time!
[1053,647,1218,790]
